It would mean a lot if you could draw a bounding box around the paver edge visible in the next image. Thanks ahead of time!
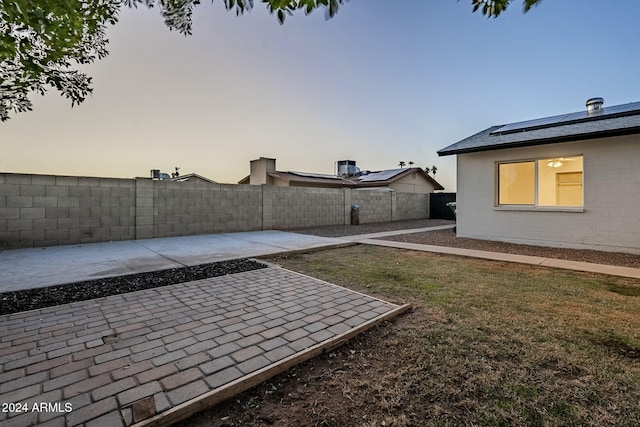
[250,241,358,260]
[274,265,406,307]
[130,303,412,427]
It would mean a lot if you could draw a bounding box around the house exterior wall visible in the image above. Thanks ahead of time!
[0,173,432,249]
[456,134,640,254]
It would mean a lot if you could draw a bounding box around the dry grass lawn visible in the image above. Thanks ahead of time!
[182,245,640,427]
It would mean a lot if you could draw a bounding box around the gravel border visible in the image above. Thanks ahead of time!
[0,258,267,316]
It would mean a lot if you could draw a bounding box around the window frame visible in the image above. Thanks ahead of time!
[494,155,584,212]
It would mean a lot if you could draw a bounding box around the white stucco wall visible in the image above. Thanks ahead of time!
[456,134,640,254]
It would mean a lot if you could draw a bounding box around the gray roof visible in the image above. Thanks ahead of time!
[438,101,640,156]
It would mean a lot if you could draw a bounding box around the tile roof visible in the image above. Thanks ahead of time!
[438,100,640,156]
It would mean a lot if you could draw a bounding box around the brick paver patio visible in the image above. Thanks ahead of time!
[0,266,407,427]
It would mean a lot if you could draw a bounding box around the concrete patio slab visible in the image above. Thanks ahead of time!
[0,240,184,293]
[0,266,409,427]
[135,231,347,266]
[0,231,349,292]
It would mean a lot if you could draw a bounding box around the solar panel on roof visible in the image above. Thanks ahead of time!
[490,101,640,136]
[492,114,571,134]
[357,169,404,182]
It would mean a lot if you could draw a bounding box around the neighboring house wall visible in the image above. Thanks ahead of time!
[0,173,432,249]
[456,134,640,254]
[388,172,438,193]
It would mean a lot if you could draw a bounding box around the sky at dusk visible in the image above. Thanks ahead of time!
[2,0,640,191]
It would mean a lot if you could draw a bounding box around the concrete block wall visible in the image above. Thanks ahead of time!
[0,173,135,248]
[351,191,393,223]
[135,178,155,240]
[152,181,262,238]
[266,186,345,229]
[395,192,429,220]
[0,173,432,249]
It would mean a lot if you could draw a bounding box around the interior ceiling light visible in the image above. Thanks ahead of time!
[547,159,563,168]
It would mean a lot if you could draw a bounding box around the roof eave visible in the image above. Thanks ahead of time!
[438,126,640,156]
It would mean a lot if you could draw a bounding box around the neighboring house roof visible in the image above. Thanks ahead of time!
[170,173,217,183]
[268,171,353,187]
[237,171,349,186]
[438,100,640,156]
[357,169,406,182]
[356,168,444,190]
[238,167,444,190]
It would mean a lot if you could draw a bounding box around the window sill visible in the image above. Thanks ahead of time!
[494,206,584,213]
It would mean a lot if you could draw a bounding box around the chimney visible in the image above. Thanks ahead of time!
[586,97,604,115]
[249,157,276,185]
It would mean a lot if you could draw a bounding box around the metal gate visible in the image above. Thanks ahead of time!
[430,193,456,220]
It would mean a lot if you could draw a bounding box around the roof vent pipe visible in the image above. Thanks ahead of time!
[586,97,604,114]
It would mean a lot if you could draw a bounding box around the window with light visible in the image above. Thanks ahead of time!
[497,156,583,207]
